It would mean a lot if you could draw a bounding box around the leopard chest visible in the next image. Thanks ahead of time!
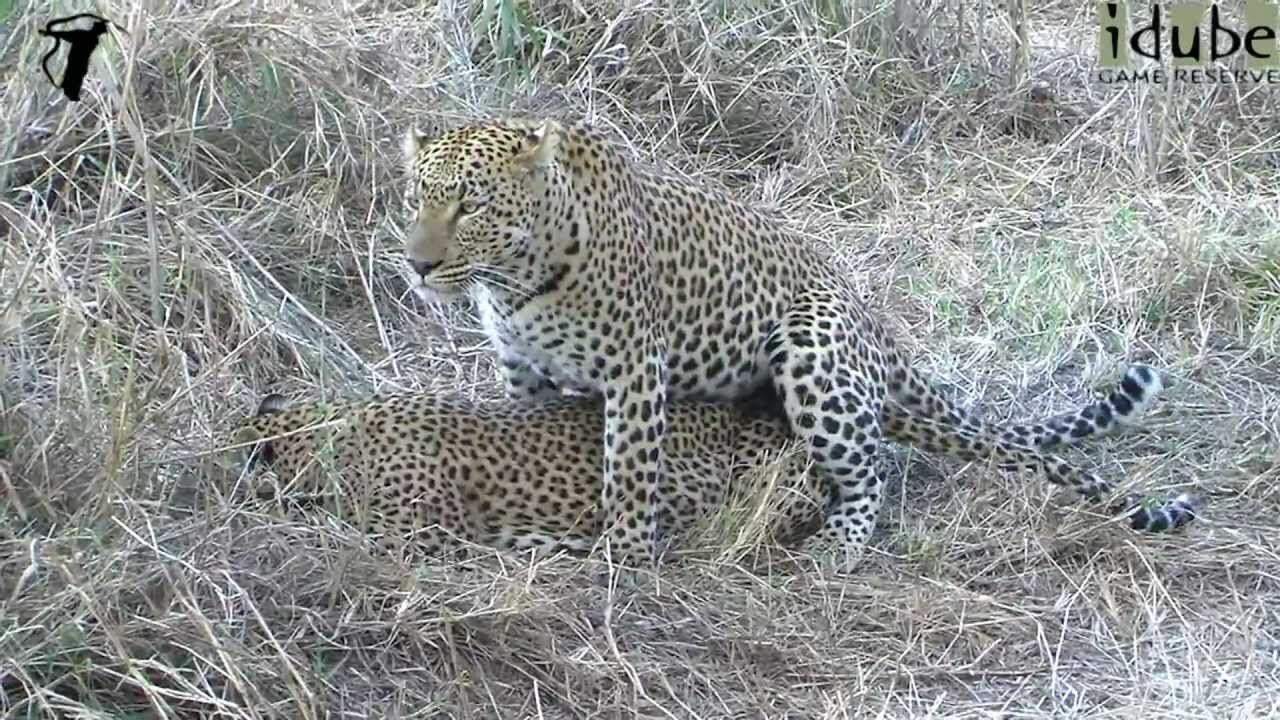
[480,305,777,408]
[474,292,604,391]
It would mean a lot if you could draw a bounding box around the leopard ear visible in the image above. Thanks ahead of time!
[401,126,431,163]
[514,119,561,173]
[256,393,290,416]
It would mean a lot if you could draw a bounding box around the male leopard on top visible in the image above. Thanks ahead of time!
[398,116,1199,569]
[235,375,1194,560]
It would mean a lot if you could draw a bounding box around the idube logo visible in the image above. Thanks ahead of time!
[1097,1,1280,83]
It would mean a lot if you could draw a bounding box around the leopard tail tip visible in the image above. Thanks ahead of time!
[1119,490,1200,533]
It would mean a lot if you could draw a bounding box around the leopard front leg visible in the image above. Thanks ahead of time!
[597,340,667,568]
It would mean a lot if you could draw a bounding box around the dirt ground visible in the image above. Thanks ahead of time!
[2,0,1278,717]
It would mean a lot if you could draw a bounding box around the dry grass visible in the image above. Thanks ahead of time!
[2,0,1279,716]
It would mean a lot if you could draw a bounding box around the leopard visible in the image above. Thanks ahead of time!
[235,387,825,560]
[397,115,1201,570]
[233,372,1196,561]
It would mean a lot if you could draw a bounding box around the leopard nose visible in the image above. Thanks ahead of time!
[409,259,438,277]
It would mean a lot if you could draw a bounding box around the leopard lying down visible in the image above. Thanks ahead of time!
[233,365,1198,560]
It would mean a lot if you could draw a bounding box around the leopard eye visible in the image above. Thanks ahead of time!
[458,199,484,216]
